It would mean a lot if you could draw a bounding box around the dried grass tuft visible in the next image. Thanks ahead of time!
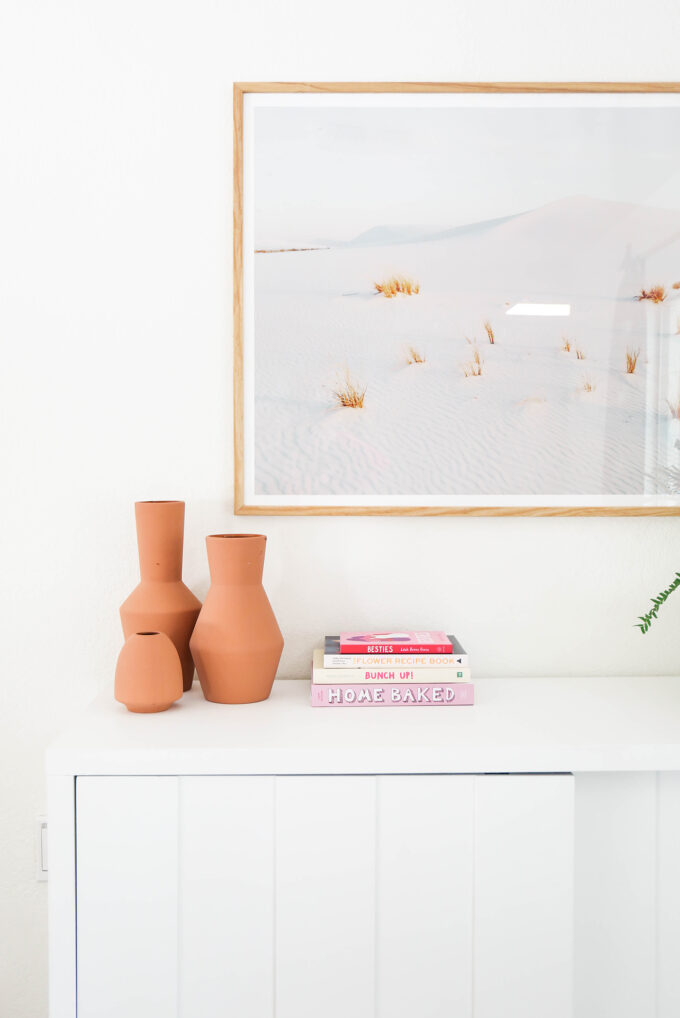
[673,281,680,290]
[582,376,596,393]
[463,346,484,377]
[561,336,572,353]
[625,347,640,374]
[332,371,366,409]
[575,347,586,360]
[637,285,667,304]
[483,320,495,344]
[374,276,420,298]
[406,346,426,365]
[667,394,680,419]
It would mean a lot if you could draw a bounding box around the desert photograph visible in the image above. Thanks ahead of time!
[246,96,680,505]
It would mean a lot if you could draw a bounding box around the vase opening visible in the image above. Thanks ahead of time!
[137,631,161,637]
[210,534,266,540]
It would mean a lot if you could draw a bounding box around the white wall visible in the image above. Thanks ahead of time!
[2,0,680,1013]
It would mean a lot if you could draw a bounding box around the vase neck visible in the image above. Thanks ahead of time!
[206,534,266,586]
[135,501,185,582]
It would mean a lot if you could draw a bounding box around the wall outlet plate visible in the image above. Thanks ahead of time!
[36,815,48,881]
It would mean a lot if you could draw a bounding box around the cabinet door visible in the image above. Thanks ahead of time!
[76,776,179,1018]
[474,775,574,1018]
[375,774,475,1018]
[275,775,475,1018]
[76,775,275,1018]
[75,773,573,1018]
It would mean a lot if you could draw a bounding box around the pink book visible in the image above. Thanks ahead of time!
[311,682,474,707]
[339,631,453,654]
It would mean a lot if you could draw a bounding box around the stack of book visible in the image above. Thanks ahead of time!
[310,631,473,707]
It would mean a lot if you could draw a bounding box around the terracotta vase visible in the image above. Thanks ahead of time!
[190,534,284,704]
[120,501,202,691]
[115,632,183,713]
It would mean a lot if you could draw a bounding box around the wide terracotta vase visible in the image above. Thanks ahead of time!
[190,534,284,704]
[115,631,183,713]
[120,501,202,691]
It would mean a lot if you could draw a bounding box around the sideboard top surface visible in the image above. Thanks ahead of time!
[46,675,680,775]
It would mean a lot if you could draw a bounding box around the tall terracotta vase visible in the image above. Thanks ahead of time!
[120,501,201,692]
[190,534,284,704]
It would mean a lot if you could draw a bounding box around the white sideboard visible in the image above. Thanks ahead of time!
[47,676,680,1018]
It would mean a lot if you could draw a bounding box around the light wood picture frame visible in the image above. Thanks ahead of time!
[234,82,680,516]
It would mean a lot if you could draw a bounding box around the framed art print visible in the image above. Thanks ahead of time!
[234,83,680,515]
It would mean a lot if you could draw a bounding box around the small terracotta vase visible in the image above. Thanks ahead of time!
[115,632,183,713]
[190,534,284,704]
[120,501,201,691]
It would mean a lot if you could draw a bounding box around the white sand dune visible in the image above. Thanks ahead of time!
[253,196,680,498]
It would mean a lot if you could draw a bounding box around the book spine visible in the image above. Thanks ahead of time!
[324,653,469,668]
[313,666,471,684]
[339,642,452,655]
[310,682,474,707]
